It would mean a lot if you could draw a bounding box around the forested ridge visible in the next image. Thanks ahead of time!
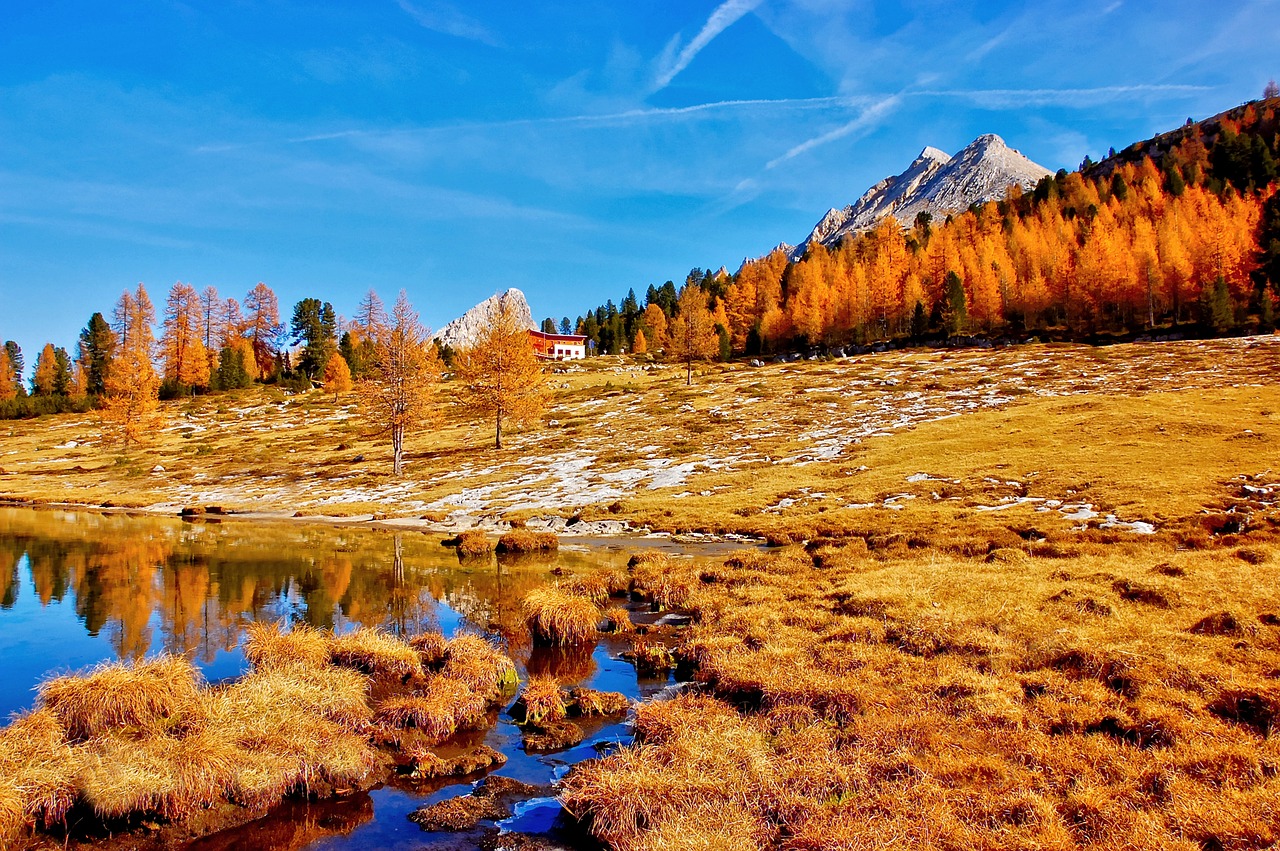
[572,96,1280,357]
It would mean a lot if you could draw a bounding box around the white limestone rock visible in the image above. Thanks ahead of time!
[432,288,535,351]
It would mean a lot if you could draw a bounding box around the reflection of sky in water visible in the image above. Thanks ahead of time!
[0,507,700,850]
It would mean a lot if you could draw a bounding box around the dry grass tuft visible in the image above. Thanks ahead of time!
[1207,689,1278,737]
[38,655,204,741]
[523,587,600,646]
[557,573,610,606]
[0,617,521,845]
[568,688,630,717]
[440,633,519,700]
[628,639,675,676]
[77,730,238,821]
[0,710,79,839]
[631,554,695,610]
[497,530,558,553]
[242,621,332,670]
[517,675,567,726]
[457,529,494,556]
[1190,611,1248,637]
[603,569,633,596]
[205,663,378,807]
[330,628,423,679]
[409,631,450,667]
[374,678,487,739]
[602,606,634,633]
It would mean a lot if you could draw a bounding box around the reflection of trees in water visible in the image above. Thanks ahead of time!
[524,644,598,683]
[182,791,374,851]
[0,509,645,665]
[0,545,20,609]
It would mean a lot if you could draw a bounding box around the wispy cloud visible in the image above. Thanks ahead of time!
[917,83,1209,108]
[534,95,861,128]
[965,26,1014,63]
[192,82,1207,167]
[653,0,764,91]
[395,0,499,46]
[766,95,901,168]
[189,95,867,155]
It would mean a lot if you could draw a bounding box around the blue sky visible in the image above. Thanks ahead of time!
[1,0,1276,373]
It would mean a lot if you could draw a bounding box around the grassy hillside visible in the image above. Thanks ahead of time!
[2,335,1277,552]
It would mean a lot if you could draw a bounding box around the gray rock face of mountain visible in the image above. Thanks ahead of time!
[791,135,1051,260]
[432,288,535,351]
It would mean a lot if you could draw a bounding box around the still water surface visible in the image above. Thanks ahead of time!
[0,507,697,849]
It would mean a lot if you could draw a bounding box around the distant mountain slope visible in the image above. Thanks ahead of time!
[1084,95,1280,184]
[432,288,534,351]
[791,134,1052,260]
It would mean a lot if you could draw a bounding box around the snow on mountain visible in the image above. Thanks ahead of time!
[432,288,535,351]
[790,135,1051,260]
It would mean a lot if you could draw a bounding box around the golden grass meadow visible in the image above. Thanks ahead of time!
[1,334,1279,849]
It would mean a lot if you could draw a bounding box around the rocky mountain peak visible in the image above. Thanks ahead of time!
[432,288,535,351]
[788,134,1052,260]
[915,146,951,166]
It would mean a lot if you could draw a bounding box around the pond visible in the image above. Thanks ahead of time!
[0,507,717,850]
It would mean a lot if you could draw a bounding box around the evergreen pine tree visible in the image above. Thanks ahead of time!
[78,312,115,395]
[4,342,24,396]
[1203,276,1234,334]
[943,272,968,336]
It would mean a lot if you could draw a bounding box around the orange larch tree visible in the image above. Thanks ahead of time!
[667,283,719,384]
[161,282,209,390]
[101,284,161,448]
[0,349,14,402]
[355,291,440,475]
[243,282,281,379]
[323,352,353,401]
[642,303,668,352]
[30,344,59,396]
[456,296,547,449]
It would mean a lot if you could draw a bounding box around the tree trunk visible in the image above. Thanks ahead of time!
[495,411,502,449]
[686,357,692,386]
[392,423,404,476]
[1146,266,1155,329]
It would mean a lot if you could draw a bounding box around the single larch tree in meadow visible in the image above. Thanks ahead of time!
[323,352,353,401]
[456,298,547,449]
[667,283,718,385]
[356,290,440,476]
[101,283,162,447]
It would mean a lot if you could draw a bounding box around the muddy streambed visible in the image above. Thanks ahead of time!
[0,507,727,850]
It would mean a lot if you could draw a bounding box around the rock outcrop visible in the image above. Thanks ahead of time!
[432,288,535,351]
[790,134,1052,260]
